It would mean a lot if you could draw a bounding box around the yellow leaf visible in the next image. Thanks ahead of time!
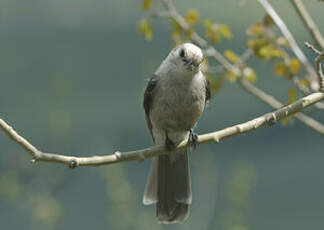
[270,48,284,58]
[224,50,239,63]
[206,30,220,43]
[289,58,301,75]
[186,10,200,25]
[201,57,208,69]
[274,62,288,77]
[142,0,153,11]
[288,88,298,103]
[204,19,212,29]
[248,38,274,59]
[281,116,293,126]
[211,31,221,43]
[299,79,309,88]
[204,19,221,43]
[171,29,181,40]
[145,29,153,40]
[171,21,182,40]
[258,46,273,59]
[248,38,267,49]
[263,14,274,27]
[137,19,153,40]
[280,89,297,126]
[185,28,193,39]
[247,23,263,37]
[247,40,256,49]
[174,40,185,46]
[205,75,224,94]
[219,24,232,39]
[250,40,282,59]
[243,67,257,83]
[276,37,289,46]
[211,77,224,94]
[225,71,238,83]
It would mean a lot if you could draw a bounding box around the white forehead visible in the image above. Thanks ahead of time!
[178,43,203,58]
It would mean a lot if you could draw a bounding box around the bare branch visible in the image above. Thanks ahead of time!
[240,80,324,134]
[258,0,318,89]
[148,11,170,19]
[305,42,324,92]
[305,42,322,56]
[290,0,324,49]
[1,90,323,167]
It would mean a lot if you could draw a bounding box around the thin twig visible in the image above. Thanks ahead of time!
[149,11,170,19]
[305,42,324,92]
[240,48,254,63]
[290,0,324,49]
[1,91,323,167]
[305,42,322,56]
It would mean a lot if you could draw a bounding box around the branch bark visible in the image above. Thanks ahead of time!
[1,91,323,167]
[240,79,324,134]
[305,42,324,92]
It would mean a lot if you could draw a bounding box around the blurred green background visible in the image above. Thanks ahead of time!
[0,0,324,230]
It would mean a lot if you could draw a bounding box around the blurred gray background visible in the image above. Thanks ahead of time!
[0,0,324,230]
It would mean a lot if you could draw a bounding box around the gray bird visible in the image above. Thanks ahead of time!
[143,43,210,223]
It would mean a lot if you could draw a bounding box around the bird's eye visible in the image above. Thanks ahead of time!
[179,49,185,58]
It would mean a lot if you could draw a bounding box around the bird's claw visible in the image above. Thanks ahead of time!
[165,132,175,151]
[188,129,198,149]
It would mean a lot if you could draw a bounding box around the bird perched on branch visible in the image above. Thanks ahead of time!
[143,43,210,223]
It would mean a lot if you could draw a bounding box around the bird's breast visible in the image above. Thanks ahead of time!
[150,75,205,132]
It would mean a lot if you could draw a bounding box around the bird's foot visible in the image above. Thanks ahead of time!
[188,129,198,149]
[165,132,175,151]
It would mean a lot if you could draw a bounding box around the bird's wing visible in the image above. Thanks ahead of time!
[204,76,211,104]
[143,74,159,142]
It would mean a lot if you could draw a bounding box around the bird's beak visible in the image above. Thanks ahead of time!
[186,58,202,71]
[192,57,202,67]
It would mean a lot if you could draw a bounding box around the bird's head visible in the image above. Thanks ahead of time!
[167,43,203,74]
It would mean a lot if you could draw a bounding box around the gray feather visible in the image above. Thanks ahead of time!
[143,150,191,224]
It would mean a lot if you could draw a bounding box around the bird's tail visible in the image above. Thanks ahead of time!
[143,150,192,224]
